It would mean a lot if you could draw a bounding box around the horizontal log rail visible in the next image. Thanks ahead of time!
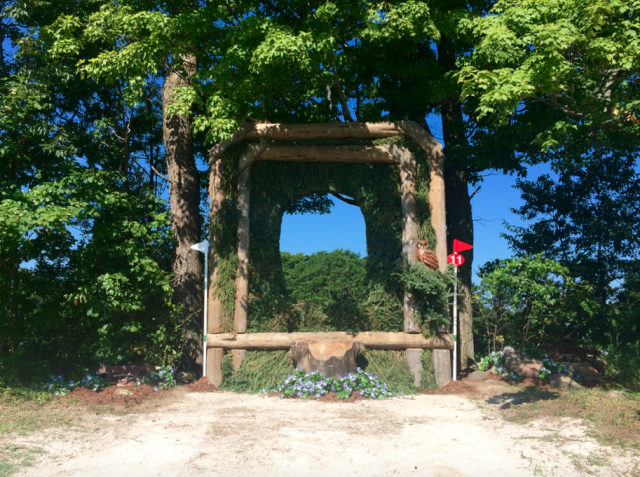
[206,332,453,350]
[244,122,405,140]
[256,145,399,164]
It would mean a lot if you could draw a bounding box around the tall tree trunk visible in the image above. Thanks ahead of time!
[162,53,203,371]
[438,36,475,372]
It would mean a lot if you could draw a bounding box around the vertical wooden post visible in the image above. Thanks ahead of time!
[392,145,421,334]
[398,122,452,387]
[427,137,452,387]
[390,145,424,387]
[232,166,251,371]
[207,157,226,386]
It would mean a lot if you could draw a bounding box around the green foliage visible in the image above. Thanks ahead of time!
[221,349,419,396]
[396,264,455,334]
[475,255,591,350]
[281,250,368,331]
[505,153,640,346]
[459,0,640,150]
[359,350,419,395]
[604,342,640,392]
[139,365,176,390]
[220,351,295,394]
[0,1,182,385]
[419,350,437,391]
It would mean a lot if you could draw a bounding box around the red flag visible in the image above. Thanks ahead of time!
[453,239,473,253]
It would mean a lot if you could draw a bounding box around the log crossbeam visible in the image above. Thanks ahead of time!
[206,332,453,351]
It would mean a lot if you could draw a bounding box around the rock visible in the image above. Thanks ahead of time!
[488,366,498,375]
[468,370,488,382]
[606,390,626,399]
[581,375,607,388]
[114,389,132,396]
[562,362,599,377]
[504,350,544,378]
[549,374,582,389]
[591,356,608,374]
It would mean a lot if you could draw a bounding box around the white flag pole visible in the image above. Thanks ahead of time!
[190,240,210,379]
[453,264,458,381]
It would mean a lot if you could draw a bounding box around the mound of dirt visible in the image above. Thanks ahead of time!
[187,377,218,393]
[63,382,173,408]
[423,380,480,396]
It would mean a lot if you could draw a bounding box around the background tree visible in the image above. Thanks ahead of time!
[459,0,640,350]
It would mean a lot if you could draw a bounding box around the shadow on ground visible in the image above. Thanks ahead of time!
[486,387,561,410]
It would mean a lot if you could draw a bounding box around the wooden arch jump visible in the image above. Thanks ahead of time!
[206,121,453,387]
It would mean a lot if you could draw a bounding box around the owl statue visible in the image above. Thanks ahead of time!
[417,240,439,271]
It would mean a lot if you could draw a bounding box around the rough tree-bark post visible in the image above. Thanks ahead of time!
[438,36,475,372]
[232,167,250,371]
[392,144,423,387]
[205,126,255,385]
[399,122,452,387]
[162,53,202,371]
[206,156,226,387]
[232,145,268,372]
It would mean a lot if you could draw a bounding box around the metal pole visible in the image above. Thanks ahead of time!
[453,265,458,381]
[203,251,208,379]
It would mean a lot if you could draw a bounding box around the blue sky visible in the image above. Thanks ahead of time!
[280,163,553,281]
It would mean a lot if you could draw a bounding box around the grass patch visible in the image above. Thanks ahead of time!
[0,445,44,477]
[220,350,295,394]
[359,350,418,395]
[0,388,76,436]
[0,387,78,477]
[497,387,640,448]
[220,349,421,396]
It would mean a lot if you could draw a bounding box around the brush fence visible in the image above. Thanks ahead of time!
[206,122,453,387]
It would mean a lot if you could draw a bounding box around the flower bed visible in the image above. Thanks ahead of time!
[267,368,393,400]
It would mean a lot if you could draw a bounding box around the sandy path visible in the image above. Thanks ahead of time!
[13,392,637,477]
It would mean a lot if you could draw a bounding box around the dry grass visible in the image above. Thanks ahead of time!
[0,389,80,477]
[497,387,640,448]
[0,390,78,437]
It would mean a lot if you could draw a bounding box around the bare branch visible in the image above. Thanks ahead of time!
[149,164,172,183]
[327,53,354,122]
[330,192,358,206]
[469,186,481,200]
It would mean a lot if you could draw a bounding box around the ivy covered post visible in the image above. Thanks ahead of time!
[399,121,452,386]
[392,144,423,386]
[207,156,226,386]
[233,145,270,371]
[206,126,253,385]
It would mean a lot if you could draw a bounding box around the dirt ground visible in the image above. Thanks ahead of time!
[7,379,640,477]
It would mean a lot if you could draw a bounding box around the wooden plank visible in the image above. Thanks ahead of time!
[244,122,404,140]
[256,145,399,164]
[397,122,447,268]
[209,123,254,164]
[206,348,224,387]
[406,349,423,387]
[233,167,250,335]
[205,332,453,350]
[207,156,225,334]
[237,144,269,172]
[232,349,245,372]
[390,145,421,334]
